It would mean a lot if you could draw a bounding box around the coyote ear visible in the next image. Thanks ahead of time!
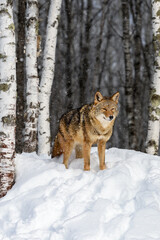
[111,92,120,104]
[94,92,103,104]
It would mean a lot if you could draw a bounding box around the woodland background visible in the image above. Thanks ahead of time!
[14,0,153,153]
[2,2,160,235]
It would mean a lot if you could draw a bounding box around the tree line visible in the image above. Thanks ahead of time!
[0,0,160,198]
[0,0,62,197]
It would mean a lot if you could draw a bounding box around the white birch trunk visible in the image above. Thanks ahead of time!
[0,0,17,197]
[24,0,39,152]
[38,0,62,155]
[146,0,160,155]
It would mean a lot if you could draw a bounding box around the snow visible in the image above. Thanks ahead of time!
[1,148,160,240]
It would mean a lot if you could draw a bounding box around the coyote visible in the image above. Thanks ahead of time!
[52,91,119,170]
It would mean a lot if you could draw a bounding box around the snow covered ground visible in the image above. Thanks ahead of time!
[1,148,160,240]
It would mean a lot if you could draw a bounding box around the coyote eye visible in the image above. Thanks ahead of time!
[111,108,115,111]
[102,108,107,111]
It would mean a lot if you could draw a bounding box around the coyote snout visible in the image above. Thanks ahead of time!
[109,115,114,120]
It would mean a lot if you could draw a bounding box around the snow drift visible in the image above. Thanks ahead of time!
[0,148,160,240]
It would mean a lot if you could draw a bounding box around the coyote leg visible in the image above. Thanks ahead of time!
[63,141,74,169]
[52,134,63,158]
[98,140,106,170]
[83,143,91,171]
[75,144,83,158]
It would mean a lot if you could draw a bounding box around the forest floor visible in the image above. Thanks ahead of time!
[0,148,160,240]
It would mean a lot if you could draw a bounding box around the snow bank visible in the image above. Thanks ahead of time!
[0,148,160,240]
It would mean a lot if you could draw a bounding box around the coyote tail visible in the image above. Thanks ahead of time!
[52,135,63,158]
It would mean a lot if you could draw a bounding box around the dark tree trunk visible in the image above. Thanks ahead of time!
[16,0,26,153]
[94,6,105,91]
[131,0,142,150]
[65,0,73,111]
[122,0,136,149]
[79,0,92,105]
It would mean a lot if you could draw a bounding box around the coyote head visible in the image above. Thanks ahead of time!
[92,91,119,127]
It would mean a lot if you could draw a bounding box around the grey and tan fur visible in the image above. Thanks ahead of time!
[52,91,119,170]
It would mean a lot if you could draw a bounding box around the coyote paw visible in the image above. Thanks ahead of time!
[63,163,68,169]
[100,164,107,170]
[84,165,90,171]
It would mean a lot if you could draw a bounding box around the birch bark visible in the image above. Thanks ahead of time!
[146,0,160,155]
[38,0,62,155]
[0,0,17,197]
[24,0,39,152]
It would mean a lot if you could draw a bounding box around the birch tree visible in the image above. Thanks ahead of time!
[0,0,17,197]
[146,0,160,155]
[24,0,39,152]
[38,0,62,155]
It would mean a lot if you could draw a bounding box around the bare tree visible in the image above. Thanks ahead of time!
[131,0,142,147]
[23,0,39,152]
[79,0,92,105]
[146,0,160,155]
[93,2,107,90]
[38,0,62,155]
[122,0,136,149]
[64,0,73,111]
[0,0,17,197]
[16,0,25,153]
